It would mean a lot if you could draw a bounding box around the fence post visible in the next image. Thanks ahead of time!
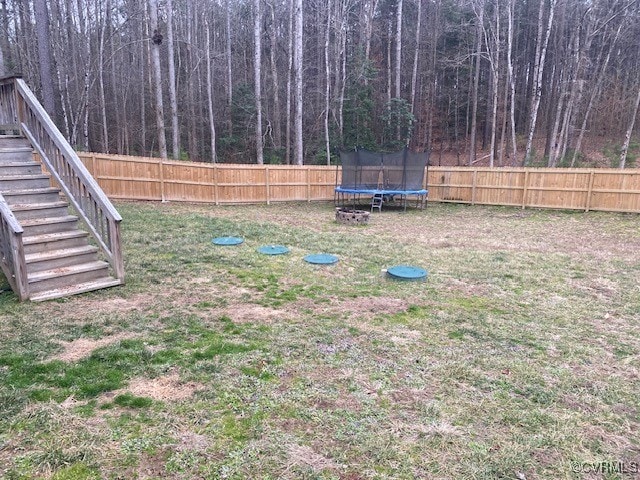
[265,166,270,205]
[585,170,595,212]
[522,170,530,209]
[157,157,165,202]
[213,164,219,205]
[471,170,477,205]
[306,167,311,202]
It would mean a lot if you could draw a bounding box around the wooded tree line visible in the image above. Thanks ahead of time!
[1,0,639,166]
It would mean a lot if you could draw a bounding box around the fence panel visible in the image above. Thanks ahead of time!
[589,170,640,212]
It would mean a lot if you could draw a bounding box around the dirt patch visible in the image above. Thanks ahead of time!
[60,292,158,320]
[228,303,288,324]
[175,430,210,453]
[53,332,138,362]
[110,371,206,402]
[136,450,177,479]
[286,443,340,472]
[390,387,436,406]
[339,296,408,315]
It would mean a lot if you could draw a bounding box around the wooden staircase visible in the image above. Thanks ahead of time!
[0,137,121,301]
[0,76,124,301]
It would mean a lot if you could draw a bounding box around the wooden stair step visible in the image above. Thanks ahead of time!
[0,162,42,175]
[20,215,78,235]
[25,245,99,273]
[0,146,33,152]
[20,215,77,226]
[10,201,69,220]
[0,173,48,179]
[25,245,98,263]
[1,187,62,204]
[0,173,51,191]
[0,146,34,163]
[29,277,123,302]
[28,260,111,294]
[23,230,90,254]
[23,229,89,245]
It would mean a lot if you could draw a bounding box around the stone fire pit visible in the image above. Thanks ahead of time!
[335,207,370,225]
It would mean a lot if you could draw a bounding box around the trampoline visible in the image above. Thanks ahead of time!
[335,147,429,211]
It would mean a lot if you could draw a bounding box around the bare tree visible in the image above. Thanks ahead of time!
[469,0,484,165]
[205,19,217,163]
[97,0,109,152]
[254,0,264,164]
[166,0,180,159]
[267,0,282,150]
[620,84,640,168]
[293,0,303,165]
[34,0,57,120]
[506,0,517,165]
[285,0,293,164]
[225,0,233,136]
[410,0,422,118]
[524,0,557,165]
[324,0,332,165]
[148,0,167,158]
[395,0,403,100]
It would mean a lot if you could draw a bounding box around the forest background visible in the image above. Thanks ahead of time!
[2,0,640,167]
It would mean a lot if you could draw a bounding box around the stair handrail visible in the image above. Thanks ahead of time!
[10,77,124,282]
[0,193,29,300]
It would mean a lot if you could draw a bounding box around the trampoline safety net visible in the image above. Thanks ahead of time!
[338,147,428,191]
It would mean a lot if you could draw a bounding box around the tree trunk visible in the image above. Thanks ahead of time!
[337,1,347,144]
[167,0,180,159]
[395,0,403,101]
[254,0,264,164]
[205,20,217,163]
[506,0,517,165]
[268,1,282,149]
[386,20,392,106]
[185,3,198,161]
[226,0,233,133]
[148,0,167,158]
[488,0,500,167]
[0,0,12,75]
[34,0,57,120]
[524,0,557,165]
[285,0,293,164]
[324,0,332,165]
[97,0,109,152]
[572,21,623,166]
[362,0,378,84]
[468,0,484,166]
[619,84,640,169]
[410,0,422,118]
[293,0,303,165]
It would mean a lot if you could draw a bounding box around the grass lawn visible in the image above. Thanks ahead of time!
[1,201,639,480]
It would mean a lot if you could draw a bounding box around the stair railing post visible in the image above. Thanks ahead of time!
[12,232,29,300]
[109,220,125,282]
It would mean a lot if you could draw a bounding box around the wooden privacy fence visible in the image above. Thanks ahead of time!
[76,153,339,204]
[72,153,640,213]
[428,167,640,213]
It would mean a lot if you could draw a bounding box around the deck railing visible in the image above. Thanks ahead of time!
[0,76,124,287]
